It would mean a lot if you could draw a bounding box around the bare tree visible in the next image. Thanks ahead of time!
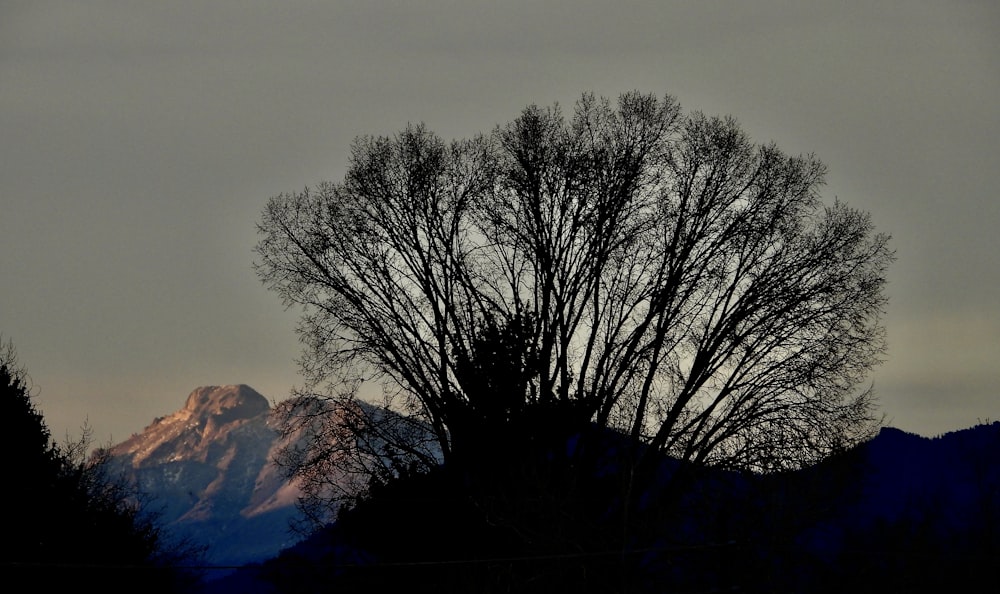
[255,91,892,480]
[272,390,441,529]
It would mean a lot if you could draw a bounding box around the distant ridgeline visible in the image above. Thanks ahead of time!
[213,420,1000,593]
[108,387,1000,592]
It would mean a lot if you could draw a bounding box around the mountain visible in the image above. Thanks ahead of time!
[720,422,1000,591]
[108,385,308,569]
[834,423,1000,549]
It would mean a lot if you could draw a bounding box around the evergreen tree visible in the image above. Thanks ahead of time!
[0,336,202,592]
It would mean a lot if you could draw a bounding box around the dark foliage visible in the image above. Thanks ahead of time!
[247,422,998,593]
[0,337,203,592]
[259,424,774,593]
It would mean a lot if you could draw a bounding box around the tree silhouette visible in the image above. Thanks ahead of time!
[256,91,893,486]
[0,336,202,592]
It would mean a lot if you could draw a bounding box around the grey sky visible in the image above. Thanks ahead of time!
[2,1,997,444]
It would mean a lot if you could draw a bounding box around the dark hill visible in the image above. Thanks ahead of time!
[216,422,1000,593]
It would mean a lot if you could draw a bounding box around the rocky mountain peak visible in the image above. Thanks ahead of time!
[106,385,307,565]
[182,384,270,421]
[104,387,439,568]
[109,385,272,469]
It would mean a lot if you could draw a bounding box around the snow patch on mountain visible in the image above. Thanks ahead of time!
[108,385,310,566]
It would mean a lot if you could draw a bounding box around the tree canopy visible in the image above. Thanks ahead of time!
[256,91,892,478]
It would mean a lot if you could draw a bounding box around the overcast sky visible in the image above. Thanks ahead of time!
[2,1,997,444]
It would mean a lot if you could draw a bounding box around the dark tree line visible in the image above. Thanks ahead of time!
[0,336,202,592]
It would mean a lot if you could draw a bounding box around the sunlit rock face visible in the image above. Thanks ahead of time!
[113,385,270,466]
[108,385,308,566]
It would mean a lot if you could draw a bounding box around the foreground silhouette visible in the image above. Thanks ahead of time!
[209,420,998,593]
[0,337,203,593]
[255,91,894,499]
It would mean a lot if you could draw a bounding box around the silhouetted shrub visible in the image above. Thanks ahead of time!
[0,336,203,593]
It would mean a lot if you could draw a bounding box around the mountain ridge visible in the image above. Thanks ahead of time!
[108,384,307,565]
[108,385,1000,590]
